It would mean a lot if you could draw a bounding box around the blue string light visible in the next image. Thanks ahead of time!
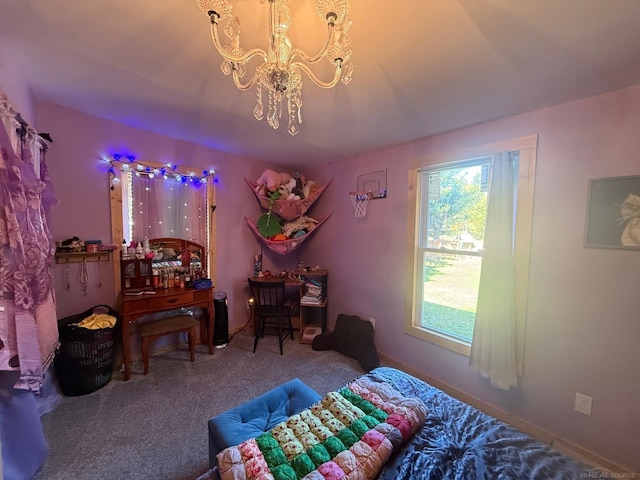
[105,154,215,189]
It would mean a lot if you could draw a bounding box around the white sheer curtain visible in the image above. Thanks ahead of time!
[469,151,518,390]
[130,174,207,244]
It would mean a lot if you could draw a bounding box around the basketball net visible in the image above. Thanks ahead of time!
[349,191,372,218]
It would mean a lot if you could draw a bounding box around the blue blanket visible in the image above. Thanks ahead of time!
[369,367,592,480]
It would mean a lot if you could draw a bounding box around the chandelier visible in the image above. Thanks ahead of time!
[195,0,353,136]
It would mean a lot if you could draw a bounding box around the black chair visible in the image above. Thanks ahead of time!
[248,278,298,354]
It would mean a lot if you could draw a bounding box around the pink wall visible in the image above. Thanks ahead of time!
[34,102,273,339]
[0,43,35,122]
[309,85,640,472]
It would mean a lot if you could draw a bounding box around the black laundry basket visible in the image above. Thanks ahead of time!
[54,305,120,396]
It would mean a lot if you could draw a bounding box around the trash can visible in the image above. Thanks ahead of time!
[213,291,229,348]
[53,305,119,396]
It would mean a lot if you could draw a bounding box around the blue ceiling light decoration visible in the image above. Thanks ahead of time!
[104,154,215,189]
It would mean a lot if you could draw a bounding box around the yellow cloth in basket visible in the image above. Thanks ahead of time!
[77,313,116,329]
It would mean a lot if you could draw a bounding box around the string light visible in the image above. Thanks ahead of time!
[106,154,215,189]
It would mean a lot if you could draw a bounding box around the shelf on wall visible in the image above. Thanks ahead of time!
[244,178,333,221]
[245,213,332,255]
[55,251,111,264]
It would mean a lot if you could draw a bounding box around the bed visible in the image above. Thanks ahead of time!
[370,367,592,480]
[204,367,595,480]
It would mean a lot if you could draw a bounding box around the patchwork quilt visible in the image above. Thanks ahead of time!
[216,377,428,480]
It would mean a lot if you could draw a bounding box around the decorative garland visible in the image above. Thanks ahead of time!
[106,153,215,189]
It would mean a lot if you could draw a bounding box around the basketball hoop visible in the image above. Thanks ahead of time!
[349,191,372,218]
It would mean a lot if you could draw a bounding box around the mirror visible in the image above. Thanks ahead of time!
[148,237,205,272]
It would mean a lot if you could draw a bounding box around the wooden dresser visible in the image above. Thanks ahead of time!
[120,286,214,381]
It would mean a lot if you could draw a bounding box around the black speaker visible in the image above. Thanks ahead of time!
[213,291,229,347]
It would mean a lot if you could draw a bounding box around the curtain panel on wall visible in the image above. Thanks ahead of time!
[130,173,207,245]
[0,91,58,393]
[469,151,518,391]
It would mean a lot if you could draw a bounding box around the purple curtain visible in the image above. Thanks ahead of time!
[0,94,59,393]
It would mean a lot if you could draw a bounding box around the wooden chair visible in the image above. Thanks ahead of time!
[248,278,298,355]
[139,314,198,375]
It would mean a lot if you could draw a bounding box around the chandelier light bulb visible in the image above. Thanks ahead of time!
[195,0,353,136]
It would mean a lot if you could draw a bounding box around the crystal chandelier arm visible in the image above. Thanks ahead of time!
[209,23,268,65]
[231,68,258,91]
[196,1,352,136]
[289,23,336,65]
[293,60,343,89]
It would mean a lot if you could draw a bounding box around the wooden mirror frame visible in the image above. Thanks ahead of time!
[109,160,217,299]
[148,237,207,272]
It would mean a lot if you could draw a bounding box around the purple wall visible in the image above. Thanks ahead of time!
[0,44,35,122]
[308,85,640,472]
[34,102,270,334]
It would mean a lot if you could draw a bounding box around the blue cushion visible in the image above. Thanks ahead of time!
[208,378,320,467]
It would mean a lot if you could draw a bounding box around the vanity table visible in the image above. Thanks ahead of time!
[118,237,214,381]
[120,286,214,381]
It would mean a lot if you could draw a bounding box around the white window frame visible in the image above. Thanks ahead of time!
[405,135,537,359]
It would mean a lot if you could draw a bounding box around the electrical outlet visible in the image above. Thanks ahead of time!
[368,317,375,329]
[574,392,593,416]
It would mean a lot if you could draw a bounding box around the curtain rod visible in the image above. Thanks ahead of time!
[15,112,52,144]
[0,93,52,143]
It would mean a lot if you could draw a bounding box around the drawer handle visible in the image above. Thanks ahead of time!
[168,298,178,304]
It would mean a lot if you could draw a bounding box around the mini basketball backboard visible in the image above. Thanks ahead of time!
[357,169,387,199]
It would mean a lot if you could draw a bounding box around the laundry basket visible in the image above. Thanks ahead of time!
[54,305,120,396]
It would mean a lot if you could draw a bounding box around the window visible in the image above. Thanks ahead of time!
[405,136,537,357]
[109,160,216,293]
[419,159,491,343]
[122,172,208,245]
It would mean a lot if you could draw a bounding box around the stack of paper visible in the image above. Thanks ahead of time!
[300,279,323,305]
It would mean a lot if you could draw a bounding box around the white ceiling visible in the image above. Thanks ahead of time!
[3,0,640,167]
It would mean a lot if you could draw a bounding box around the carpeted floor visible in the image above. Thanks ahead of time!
[34,330,368,480]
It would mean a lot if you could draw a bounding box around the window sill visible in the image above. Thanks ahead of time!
[404,324,471,357]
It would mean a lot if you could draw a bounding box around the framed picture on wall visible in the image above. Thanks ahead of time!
[584,175,640,250]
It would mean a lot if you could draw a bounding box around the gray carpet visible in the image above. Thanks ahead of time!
[34,330,367,480]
